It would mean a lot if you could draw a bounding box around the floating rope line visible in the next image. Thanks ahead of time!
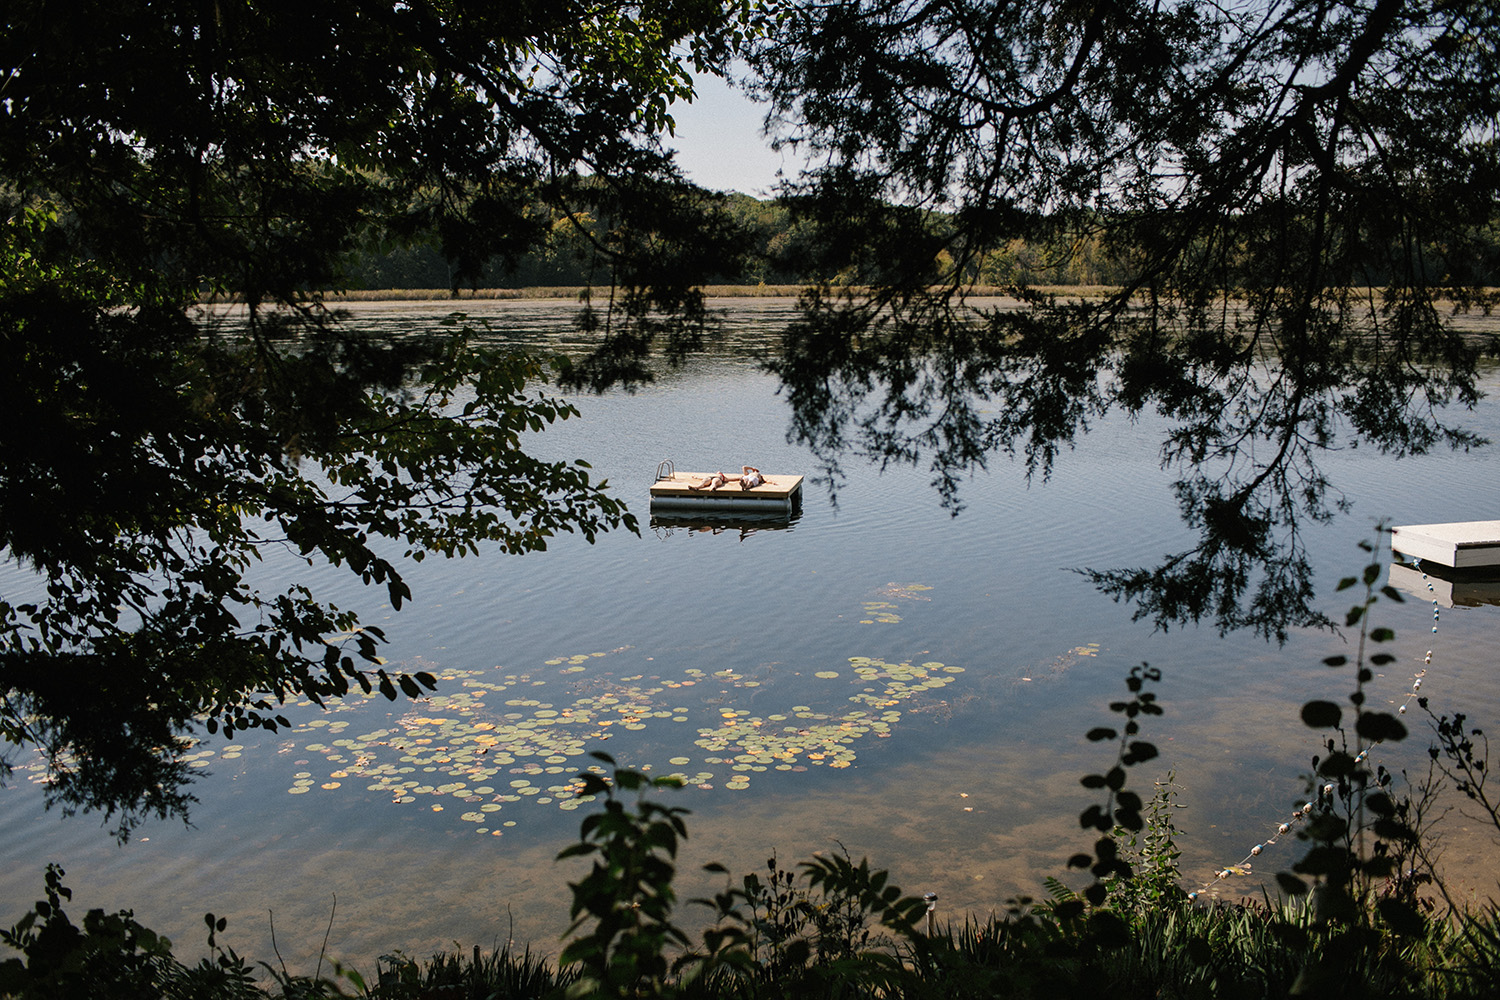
[1186,556,1436,902]
[1394,558,1439,719]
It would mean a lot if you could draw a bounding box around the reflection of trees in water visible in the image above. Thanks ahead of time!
[739,272,1492,642]
[703,0,1500,642]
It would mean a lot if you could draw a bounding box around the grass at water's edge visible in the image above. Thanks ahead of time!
[198,898,1500,998]
[7,858,1500,999]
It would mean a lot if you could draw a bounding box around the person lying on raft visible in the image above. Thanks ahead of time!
[687,466,765,491]
[688,471,730,491]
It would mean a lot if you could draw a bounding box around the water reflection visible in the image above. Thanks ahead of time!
[649,508,803,540]
[1388,561,1500,609]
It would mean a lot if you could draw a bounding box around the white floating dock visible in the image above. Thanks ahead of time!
[1390,520,1500,569]
[650,470,803,514]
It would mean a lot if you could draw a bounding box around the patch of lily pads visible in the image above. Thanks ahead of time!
[250,650,965,836]
[8,652,966,819]
[5,583,956,836]
[7,583,979,834]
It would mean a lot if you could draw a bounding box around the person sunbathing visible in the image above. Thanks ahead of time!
[689,471,730,491]
[738,466,765,490]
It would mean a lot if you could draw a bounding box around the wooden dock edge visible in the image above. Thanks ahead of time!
[1391,520,1500,569]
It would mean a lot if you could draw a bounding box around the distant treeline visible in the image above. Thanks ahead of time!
[342,191,1500,294]
[341,193,1150,291]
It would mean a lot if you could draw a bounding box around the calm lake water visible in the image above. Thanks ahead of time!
[3,298,1499,971]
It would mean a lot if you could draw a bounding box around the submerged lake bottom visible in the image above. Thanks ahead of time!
[3,298,1499,970]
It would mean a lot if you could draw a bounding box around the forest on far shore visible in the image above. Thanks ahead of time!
[345,190,1500,293]
[331,193,1236,292]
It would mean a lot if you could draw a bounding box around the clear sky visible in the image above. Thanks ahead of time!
[665,72,799,198]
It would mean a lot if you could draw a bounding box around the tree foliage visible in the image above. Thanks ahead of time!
[0,0,752,832]
[746,0,1500,639]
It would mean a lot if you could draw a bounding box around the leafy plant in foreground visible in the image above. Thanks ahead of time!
[557,757,931,999]
[1068,663,1164,936]
[557,753,692,998]
[1107,772,1188,916]
[1268,530,1441,996]
[1420,704,1500,995]
[1284,536,1420,912]
[0,865,263,1000]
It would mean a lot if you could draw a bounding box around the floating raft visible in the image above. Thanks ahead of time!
[1391,520,1500,569]
[650,466,803,514]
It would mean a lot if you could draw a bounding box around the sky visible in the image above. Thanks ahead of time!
[664,73,802,198]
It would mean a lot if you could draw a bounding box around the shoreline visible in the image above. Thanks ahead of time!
[201,283,1499,309]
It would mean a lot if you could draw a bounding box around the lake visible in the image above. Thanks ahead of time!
[3,297,1498,971]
